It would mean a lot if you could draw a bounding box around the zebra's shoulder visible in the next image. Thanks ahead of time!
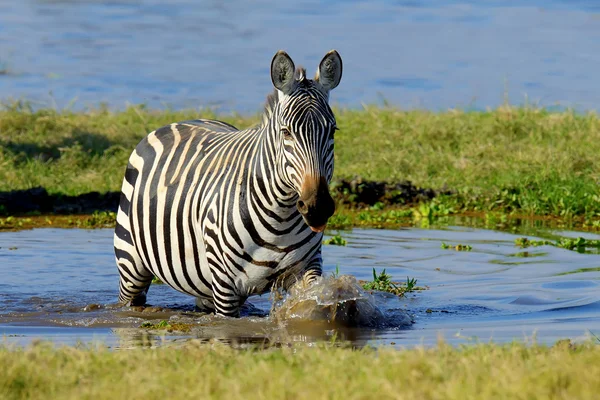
[177,119,239,133]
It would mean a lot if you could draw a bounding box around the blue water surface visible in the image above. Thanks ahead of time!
[1,1,600,113]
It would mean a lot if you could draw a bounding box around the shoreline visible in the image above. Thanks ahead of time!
[2,105,600,228]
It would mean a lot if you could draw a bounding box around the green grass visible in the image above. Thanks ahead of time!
[1,341,600,399]
[2,103,600,218]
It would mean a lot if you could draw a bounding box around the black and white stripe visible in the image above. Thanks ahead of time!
[114,50,343,316]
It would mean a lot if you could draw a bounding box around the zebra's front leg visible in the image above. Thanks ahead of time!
[302,249,324,286]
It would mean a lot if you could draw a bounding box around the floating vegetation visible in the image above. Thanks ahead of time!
[323,234,347,246]
[556,267,600,276]
[556,237,600,252]
[360,268,424,297]
[0,216,31,229]
[354,209,414,226]
[441,242,472,251]
[514,237,553,248]
[79,210,116,228]
[515,236,600,253]
[140,320,192,333]
[412,199,455,221]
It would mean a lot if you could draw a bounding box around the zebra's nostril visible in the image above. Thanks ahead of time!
[297,200,307,213]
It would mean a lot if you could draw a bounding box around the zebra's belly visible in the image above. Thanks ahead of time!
[144,244,315,299]
[139,231,213,299]
[135,225,320,300]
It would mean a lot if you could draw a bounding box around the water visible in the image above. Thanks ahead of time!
[1,225,599,348]
[2,1,600,113]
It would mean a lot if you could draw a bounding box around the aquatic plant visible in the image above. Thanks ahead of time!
[556,237,600,252]
[330,264,340,278]
[140,320,191,333]
[362,268,397,292]
[323,234,347,246]
[360,268,423,297]
[441,242,472,251]
[413,199,454,221]
[515,236,600,253]
[405,276,418,291]
[556,267,600,276]
[80,211,116,228]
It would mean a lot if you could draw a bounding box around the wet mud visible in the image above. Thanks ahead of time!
[0,187,120,215]
[0,179,441,216]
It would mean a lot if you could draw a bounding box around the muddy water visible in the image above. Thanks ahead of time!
[1,225,600,348]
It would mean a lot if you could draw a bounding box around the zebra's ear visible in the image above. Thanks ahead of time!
[271,51,297,95]
[315,50,343,93]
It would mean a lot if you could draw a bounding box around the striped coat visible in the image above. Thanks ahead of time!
[114,50,343,316]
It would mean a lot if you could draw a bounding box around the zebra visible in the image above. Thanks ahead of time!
[113,50,343,317]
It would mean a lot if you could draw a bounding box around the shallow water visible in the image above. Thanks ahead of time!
[2,1,600,112]
[1,225,599,348]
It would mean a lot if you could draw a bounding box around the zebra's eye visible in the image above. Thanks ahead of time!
[281,127,293,140]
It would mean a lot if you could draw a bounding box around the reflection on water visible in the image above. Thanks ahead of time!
[1,1,600,112]
[1,223,600,348]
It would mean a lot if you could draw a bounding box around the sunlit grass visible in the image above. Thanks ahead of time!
[2,102,600,217]
[1,341,599,399]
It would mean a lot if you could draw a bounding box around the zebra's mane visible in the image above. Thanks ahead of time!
[261,67,313,126]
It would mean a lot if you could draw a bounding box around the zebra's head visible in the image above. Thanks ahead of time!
[269,50,343,233]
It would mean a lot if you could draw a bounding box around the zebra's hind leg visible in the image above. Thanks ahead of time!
[195,296,249,316]
[210,278,245,317]
[115,252,154,306]
[195,297,216,314]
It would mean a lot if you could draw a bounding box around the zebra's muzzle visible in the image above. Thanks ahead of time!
[309,224,327,233]
[297,176,335,232]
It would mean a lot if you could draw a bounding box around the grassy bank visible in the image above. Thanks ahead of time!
[1,341,599,399]
[1,103,600,218]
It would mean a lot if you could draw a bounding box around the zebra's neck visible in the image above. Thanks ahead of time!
[247,123,299,220]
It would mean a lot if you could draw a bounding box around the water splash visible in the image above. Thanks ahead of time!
[271,275,409,328]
